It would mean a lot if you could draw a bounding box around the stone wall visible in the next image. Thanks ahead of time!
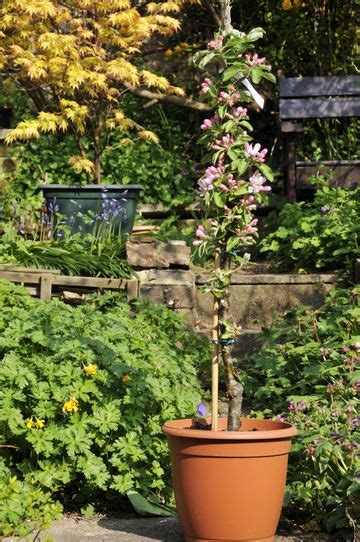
[127,236,338,352]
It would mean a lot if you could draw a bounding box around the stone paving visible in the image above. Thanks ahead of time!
[43,515,333,542]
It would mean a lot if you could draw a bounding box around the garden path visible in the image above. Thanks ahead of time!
[43,515,333,542]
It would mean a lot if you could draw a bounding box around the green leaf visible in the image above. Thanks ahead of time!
[214,191,224,208]
[246,27,265,42]
[127,491,174,517]
[223,63,244,81]
[261,71,276,84]
[257,163,274,181]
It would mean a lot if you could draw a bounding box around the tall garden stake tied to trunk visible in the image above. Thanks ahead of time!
[163,9,297,542]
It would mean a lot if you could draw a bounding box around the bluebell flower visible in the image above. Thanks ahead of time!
[197,402,206,417]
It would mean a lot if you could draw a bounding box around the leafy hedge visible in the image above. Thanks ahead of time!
[0,281,206,512]
[260,186,360,273]
[245,286,360,538]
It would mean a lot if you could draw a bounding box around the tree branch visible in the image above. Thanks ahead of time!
[205,0,222,28]
[122,81,211,112]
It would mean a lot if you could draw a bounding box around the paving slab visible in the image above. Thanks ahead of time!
[43,516,332,542]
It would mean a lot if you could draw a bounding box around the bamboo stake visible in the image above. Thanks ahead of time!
[211,251,221,431]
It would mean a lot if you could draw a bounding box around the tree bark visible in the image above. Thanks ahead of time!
[122,81,211,112]
[221,0,232,33]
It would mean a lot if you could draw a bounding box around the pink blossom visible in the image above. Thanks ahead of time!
[196,225,206,238]
[212,133,233,150]
[244,142,268,163]
[248,170,271,194]
[219,183,228,192]
[201,118,213,130]
[233,107,248,118]
[245,53,266,68]
[208,34,223,50]
[200,78,212,94]
[198,177,214,196]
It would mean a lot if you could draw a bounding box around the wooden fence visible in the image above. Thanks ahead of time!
[0,266,138,301]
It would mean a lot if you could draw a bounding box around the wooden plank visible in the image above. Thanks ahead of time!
[281,121,303,133]
[0,128,12,141]
[280,76,360,97]
[40,274,52,301]
[280,97,360,119]
[296,163,360,189]
[0,265,60,274]
[52,275,127,289]
[285,133,297,202]
[126,279,139,300]
[0,270,43,284]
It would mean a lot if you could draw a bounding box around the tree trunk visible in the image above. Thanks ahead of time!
[219,268,243,431]
[221,0,232,33]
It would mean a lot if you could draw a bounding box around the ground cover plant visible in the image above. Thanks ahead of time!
[245,286,360,539]
[0,280,207,520]
[260,184,360,274]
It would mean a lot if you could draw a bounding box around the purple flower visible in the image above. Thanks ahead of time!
[197,402,206,417]
[288,400,296,411]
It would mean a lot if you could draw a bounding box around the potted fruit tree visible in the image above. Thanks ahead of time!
[0,0,188,233]
[162,7,297,542]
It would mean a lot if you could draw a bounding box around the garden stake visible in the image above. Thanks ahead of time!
[211,251,221,431]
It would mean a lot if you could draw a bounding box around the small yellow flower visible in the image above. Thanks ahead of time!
[62,397,79,414]
[83,364,97,376]
[293,0,300,5]
[26,418,35,429]
[165,49,173,57]
[174,45,183,53]
[35,418,45,429]
[122,374,131,383]
[180,42,189,48]
[282,0,292,9]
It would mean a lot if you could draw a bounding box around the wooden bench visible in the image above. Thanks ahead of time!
[279,75,360,201]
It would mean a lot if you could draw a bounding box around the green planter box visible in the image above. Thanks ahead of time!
[40,184,143,236]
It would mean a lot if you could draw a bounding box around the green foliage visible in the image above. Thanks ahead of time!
[0,281,205,508]
[0,460,62,540]
[0,94,198,222]
[245,286,360,536]
[0,223,134,279]
[260,185,360,273]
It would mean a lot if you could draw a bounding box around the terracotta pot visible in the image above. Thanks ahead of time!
[162,417,297,542]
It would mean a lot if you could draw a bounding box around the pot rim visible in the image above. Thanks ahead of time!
[162,417,297,441]
[39,184,143,191]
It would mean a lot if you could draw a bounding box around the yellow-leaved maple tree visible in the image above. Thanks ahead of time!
[0,0,191,183]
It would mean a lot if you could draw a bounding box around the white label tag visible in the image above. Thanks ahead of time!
[242,78,265,109]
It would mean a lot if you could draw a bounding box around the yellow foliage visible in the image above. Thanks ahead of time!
[147,2,181,14]
[168,85,186,96]
[68,156,95,174]
[138,130,160,144]
[108,9,140,27]
[106,58,140,85]
[0,0,187,181]
[5,120,40,143]
[141,70,169,91]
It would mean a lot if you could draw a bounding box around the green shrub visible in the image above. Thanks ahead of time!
[0,459,62,540]
[0,281,205,508]
[260,186,360,273]
[245,286,360,537]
